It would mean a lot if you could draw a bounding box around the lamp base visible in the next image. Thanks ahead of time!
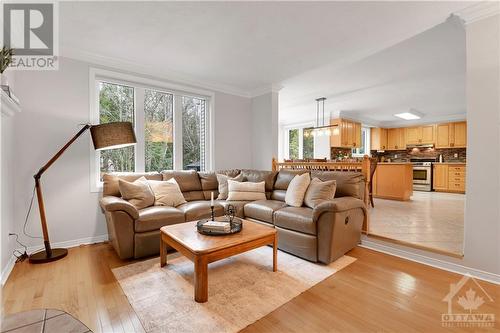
[29,248,68,264]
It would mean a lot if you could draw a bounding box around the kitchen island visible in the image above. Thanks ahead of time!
[372,163,413,201]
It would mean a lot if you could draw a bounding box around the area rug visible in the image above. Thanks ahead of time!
[112,247,356,333]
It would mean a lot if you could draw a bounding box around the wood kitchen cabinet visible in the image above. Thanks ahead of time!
[372,163,413,200]
[371,128,388,151]
[435,122,467,148]
[387,128,406,150]
[330,118,361,148]
[405,125,435,145]
[433,163,466,193]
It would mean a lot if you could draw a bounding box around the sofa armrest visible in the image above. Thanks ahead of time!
[100,196,139,219]
[313,197,366,221]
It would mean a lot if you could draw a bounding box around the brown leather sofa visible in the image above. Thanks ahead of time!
[99,169,367,264]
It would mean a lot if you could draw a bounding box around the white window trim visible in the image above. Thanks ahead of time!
[282,122,315,160]
[89,68,215,192]
[352,126,371,158]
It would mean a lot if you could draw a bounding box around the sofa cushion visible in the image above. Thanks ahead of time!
[304,178,336,208]
[147,178,187,207]
[103,172,162,197]
[216,173,244,200]
[310,171,365,200]
[227,180,266,201]
[177,200,225,221]
[285,173,311,207]
[240,170,278,198]
[198,172,219,200]
[244,200,286,223]
[136,206,185,232]
[161,170,204,201]
[274,170,310,190]
[274,206,315,235]
[271,190,286,201]
[216,200,252,218]
[118,177,155,210]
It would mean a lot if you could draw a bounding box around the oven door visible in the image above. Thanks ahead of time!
[413,167,431,184]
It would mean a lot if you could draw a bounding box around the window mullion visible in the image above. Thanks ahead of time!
[298,128,304,159]
[173,94,183,170]
[135,88,146,172]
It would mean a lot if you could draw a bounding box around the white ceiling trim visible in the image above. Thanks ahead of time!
[454,1,500,25]
[249,84,284,98]
[61,46,254,98]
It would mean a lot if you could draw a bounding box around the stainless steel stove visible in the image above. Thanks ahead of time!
[410,158,437,191]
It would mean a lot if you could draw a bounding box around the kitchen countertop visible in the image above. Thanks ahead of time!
[377,162,413,165]
[433,162,467,165]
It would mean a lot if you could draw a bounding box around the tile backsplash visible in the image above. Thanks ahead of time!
[371,147,466,162]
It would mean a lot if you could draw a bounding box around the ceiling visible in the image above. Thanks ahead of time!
[60,1,471,99]
[279,15,467,127]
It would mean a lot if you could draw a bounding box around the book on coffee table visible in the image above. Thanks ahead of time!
[203,221,230,232]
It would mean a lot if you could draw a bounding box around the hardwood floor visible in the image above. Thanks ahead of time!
[2,243,499,332]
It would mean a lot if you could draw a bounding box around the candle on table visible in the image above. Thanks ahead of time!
[211,192,214,207]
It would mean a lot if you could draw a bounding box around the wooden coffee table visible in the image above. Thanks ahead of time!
[160,219,277,303]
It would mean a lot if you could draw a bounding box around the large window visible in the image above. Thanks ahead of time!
[99,82,135,175]
[285,126,314,160]
[144,89,174,172]
[91,69,212,190]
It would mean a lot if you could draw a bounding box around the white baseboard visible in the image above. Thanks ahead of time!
[25,234,109,254]
[1,255,17,286]
[1,234,108,286]
[360,239,500,285]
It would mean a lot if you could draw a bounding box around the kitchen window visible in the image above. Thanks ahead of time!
[284,126,314,160]
[352,126,371,157]
[90,69,213,191]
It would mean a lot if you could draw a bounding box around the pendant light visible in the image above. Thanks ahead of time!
[304,97,338,138]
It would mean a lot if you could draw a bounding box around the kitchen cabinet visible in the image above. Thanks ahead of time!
[387,128,405,150]
[371,128,388,151]
[433,163,466,193]
[330,118,361,148]
[435,122,467,148]
[405,125,435,145]
[433,164,448,191]
[452,122,467,147]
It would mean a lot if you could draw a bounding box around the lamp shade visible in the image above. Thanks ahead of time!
[90,122,136,150]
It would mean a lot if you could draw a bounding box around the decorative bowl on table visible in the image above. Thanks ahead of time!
[196,217,243,236]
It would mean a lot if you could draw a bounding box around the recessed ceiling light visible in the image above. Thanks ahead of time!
[394,112,422,120]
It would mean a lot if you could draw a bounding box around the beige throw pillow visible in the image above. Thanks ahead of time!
[118,176,155,209]
[147,178,187,207]
[216,173,244,200]
[227,180,266,201]
[304,178,337,208]
[285,173,311,207]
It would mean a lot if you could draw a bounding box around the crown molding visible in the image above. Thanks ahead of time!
[249,84,284,98]
[61,46,252,98]
[454,1,500,25]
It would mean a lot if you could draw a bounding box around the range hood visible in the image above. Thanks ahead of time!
[406,143,434,148]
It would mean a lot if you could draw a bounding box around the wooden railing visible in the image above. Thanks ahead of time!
[272,156,372,233]
[272,156,370,190]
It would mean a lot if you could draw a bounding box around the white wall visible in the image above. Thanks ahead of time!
[10,57,252,251]
[213,92,252,170]
[363,14,500,281]
[463,14,500,275]
[251,92,279,170]
[1,71,18,282]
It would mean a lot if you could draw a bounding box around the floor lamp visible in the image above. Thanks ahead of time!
[30,122,136,264]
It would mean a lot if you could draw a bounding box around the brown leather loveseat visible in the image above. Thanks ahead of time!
[99,169,367,264]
